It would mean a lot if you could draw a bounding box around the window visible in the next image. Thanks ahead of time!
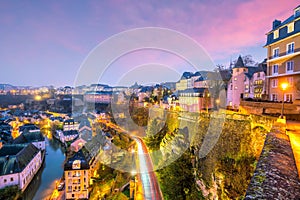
[230,84,232,90]
[257,72,260,78]
[273,30,279,39]
[10,177,13,182]
[273,48,279,58]
[285,94,293,102]
[287,42,294,54]
[286,61,294,73]
[244,76,247,81]
[245,85,249,91]
[234,77,237,81]
[287,22,294,33]
[234,86,238,90]
[287,77,293,86]
[273,64,278,75]
[272,79,278,88]
[236,68,239,72]
[4,179,7,183]
[271,94,278,101]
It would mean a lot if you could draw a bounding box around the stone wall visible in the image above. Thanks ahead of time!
[245,122,300,199]
[240,100,300,117]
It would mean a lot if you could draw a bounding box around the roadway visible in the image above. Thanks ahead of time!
[97,118,163,199]
[134,137,163,200]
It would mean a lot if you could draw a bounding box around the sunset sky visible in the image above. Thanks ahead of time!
[0,0,299,87]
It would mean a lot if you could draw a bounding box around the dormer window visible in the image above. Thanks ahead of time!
[273,30,279,39]
[287,22,294,33]
[295,6,300,17]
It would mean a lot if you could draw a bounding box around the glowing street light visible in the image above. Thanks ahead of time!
[280,82,288,119]
[34,95,42,101]
[215,99,220,110]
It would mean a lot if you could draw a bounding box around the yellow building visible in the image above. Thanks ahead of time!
[64,150,90,199]
[265,5,300,102]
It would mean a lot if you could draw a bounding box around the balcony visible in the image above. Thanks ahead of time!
[268,47,300,63]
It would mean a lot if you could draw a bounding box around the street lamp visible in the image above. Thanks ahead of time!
[215,99,220,110]
[280,82,288,119]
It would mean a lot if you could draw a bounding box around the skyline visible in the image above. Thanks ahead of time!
[0,0,299,87]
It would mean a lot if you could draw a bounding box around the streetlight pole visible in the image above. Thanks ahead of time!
[280,83,288,119]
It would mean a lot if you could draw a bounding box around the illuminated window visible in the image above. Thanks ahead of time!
[234,86,238,90]
[273,30,279,39]
[285,94,293,102]
[72,160,81,170]
[287,22,294,33]
[271,94,278,101]
[234,77,237,81]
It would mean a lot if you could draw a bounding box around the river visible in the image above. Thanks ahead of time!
[23,130,66,200]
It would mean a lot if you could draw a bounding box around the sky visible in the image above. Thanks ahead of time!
[0,0,299,87]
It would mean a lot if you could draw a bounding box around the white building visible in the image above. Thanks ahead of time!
[63,119,79,131]
[0,144,42,191]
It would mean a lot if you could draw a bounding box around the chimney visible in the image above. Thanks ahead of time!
[273,19,281,29]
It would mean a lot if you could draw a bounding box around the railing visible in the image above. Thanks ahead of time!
[269,47,300,60]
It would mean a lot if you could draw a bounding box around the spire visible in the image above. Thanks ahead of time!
[234,55,245,68]
[229,57,233,70]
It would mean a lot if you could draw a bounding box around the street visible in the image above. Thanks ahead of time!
[134,137,163,200]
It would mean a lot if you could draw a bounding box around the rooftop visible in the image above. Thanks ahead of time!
[0,144,40,175]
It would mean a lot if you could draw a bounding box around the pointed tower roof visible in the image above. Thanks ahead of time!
[234,55,245,68]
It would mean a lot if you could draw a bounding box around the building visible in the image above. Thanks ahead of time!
[227,56,267,109]
[178,88,212,112]
[64,149,91,200]
[84,91,112,104]
[58,130,79,144]
[19,124,39,134]
[0,144,42,191]
[70,138,87,153]
[176,72,194,91]
[13,130,45,151]
[265,5,300,102]
[0,122,13,144]
[78,118,92,141]
[63,119,79,131]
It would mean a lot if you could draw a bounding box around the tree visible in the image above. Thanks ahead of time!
[234,55,258,66]
[157,151,203,200]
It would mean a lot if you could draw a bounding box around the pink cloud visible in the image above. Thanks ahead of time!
[193,0,299,60]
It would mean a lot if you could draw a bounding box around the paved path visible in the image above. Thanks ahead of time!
[287,120,300,179]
